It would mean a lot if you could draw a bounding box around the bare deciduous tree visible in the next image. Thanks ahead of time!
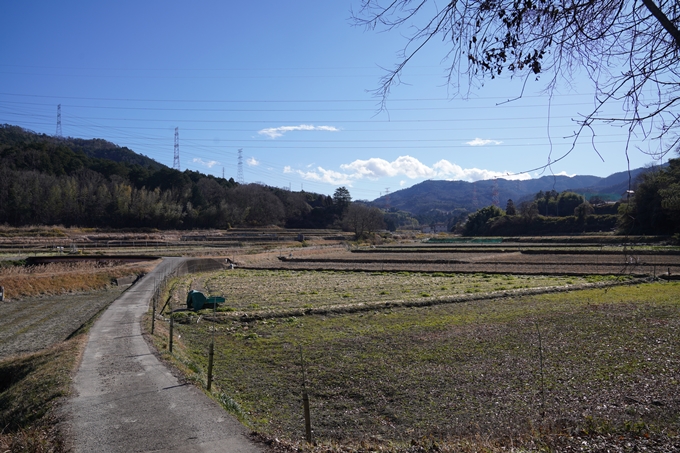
[353,0,680,166]
[344,203,386,239]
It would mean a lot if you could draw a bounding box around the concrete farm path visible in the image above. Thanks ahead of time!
[65,257,262,453]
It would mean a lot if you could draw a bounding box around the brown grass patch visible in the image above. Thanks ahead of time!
[0,336,85,453]
[0,260,159,299]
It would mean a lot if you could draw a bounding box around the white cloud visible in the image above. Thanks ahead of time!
[434,159,530,181]
[339,155,528,182]
[258,124,340,139]
[192,158,219,168]
[340,156,436,179]
[247,157,260,166]
[465,138,503,146]
[284,155,531,186]
[285,166,352,185]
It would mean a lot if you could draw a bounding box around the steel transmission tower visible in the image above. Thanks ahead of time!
[472,182,479,209]
[237,149,244,184]
[492,178,500,207]
[56,104,62,137]
[173,127,180,171]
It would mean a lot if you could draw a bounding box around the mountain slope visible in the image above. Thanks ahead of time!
[0,124,166,171]
[0,124,341,230]
[372,167,660,215]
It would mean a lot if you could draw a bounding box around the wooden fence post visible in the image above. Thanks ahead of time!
[207,342,214,390]
[169,315,174,353]
[300,346,312,443]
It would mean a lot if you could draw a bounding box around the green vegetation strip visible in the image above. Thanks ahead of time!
[174,269,626,316]
[182,278,642,323]
[169,272,679,446]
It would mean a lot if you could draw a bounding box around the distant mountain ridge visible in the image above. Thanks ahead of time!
[371,165,663,215]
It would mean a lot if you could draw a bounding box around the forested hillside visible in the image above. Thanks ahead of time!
[372,166,657,218]
[619,158,680,235]
[456,159,680,237]
[0,125,343,229]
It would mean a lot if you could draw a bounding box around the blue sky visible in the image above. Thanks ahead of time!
[0,1,667,201]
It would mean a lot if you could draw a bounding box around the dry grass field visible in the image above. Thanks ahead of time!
[0,255,158,452]
[237,244,680,277]
[0,259,158,358]
[0,260,157,299]
[170,268,630,321]
[155,243,680,452]
[0,288,126,360]
[1,232,678,452]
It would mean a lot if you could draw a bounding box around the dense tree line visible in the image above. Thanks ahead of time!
[460,159,680,238]
[618,158,680,236]
[461,191,618,236]
[0,125,348,230]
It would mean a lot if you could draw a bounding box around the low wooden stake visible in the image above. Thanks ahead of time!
[169,315,174,353]
[207,341,214,390]
[151,295,156,335]
[303,391,312,443]
[300,346,312,443]
[535,322,546,418]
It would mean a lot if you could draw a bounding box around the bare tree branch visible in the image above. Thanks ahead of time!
[353,0,680,160]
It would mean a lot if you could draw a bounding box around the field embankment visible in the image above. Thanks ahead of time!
[153,242,680,452]
[240,244,680,277]
[0,259,158,300]
[0,337,84,452]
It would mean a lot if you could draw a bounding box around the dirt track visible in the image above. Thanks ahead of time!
[65,257,263,453]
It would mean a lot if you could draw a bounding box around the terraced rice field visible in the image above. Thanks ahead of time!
[150,243,680,450]
[0,287,125,359]
[166,272,680,449]
[179,269,626,314]
[238,244,680,277]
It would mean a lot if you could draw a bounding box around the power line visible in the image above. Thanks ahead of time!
[0,99,598,112]
[0,91,596,103]
[0,114,587,124]
[0,118,643,148]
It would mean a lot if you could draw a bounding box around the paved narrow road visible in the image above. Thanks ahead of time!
[66,257,263,453]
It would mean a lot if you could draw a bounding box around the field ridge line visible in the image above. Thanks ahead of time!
[194,276,650,323]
